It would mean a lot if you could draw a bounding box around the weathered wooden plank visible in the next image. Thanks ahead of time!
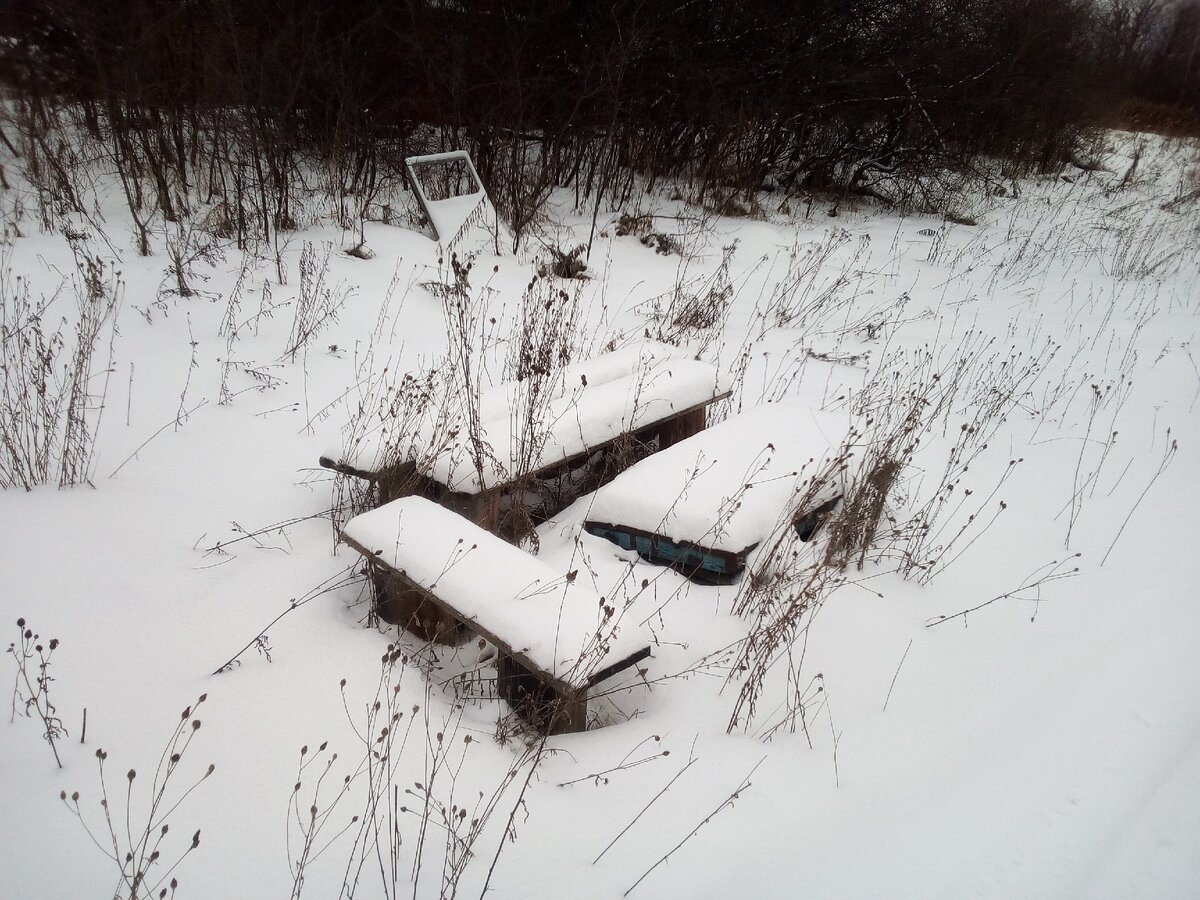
[341,532,583,699]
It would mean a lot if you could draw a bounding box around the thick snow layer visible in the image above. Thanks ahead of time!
[584,400,849,553]
[342,496,648,688]
[425,191,486,244]
[476,339,687,422]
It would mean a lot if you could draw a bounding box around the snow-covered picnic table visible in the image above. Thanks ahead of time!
[326,340,731,529]
[342,495,651,732]
[584,400,849,581]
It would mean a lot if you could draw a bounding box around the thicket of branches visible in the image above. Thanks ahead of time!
[0,0,1196,243]
[1100,0,1200,127]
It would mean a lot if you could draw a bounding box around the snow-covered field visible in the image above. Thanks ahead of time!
[2,131,1199,899]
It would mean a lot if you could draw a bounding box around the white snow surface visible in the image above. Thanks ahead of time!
[342,496,649,688]
[585,399,849,552]
[1,130,1199,900]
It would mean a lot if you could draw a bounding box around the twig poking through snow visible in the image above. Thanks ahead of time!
[925,556,1082,627]
[623,756,765,896]
[882,638,913,712]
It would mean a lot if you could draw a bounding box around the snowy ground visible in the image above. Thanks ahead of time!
[2,131,1199,899]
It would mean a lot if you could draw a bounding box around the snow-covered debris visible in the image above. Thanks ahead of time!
[342,495,649,689]
[584,399,849,557]
[333,340,730,494]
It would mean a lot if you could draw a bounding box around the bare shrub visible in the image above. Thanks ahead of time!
[641,242,736,353]
[497,273,585,544]
[536,243,588,279]
[0,243,121,490]
[283,243,354,362]
[161,221,225,300]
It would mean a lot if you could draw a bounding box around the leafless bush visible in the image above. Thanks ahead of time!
[614,212,683,256]
[0,243,121,490]
[854,331,1058,582]
[162,221,225,300]
[283,243,353,362]
[536,243,588,279]
[497,273,586,545]
[642,242,736,352]
[762,229,870,330]
[8,97,100,235]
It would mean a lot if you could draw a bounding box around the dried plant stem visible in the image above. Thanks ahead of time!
[882,639,913,712]
[1100,434,1178,566]
[926,556,1081,627]
[592,750,698,865]
[623,757,765,897]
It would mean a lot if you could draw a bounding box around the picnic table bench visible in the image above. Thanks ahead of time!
[323,340,730,533]
[583,400,849,582]
[341,495,652,734]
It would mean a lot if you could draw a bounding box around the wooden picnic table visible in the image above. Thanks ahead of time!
[341,496,651,734]
[324,340,730,532]
[584,400,849,582]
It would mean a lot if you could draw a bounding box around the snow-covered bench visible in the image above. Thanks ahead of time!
[323,340,730,533]
[341,495,651,733]
[583,400,849,582]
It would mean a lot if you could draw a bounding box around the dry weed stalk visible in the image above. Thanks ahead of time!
[0,242,121,490]
[287,645,555,900]
[498,273,585,544]
[713,438,859,739]
[284,243,354,362]
[60,694,215,900]
[641,242,737,353]
[7,617,66,767]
